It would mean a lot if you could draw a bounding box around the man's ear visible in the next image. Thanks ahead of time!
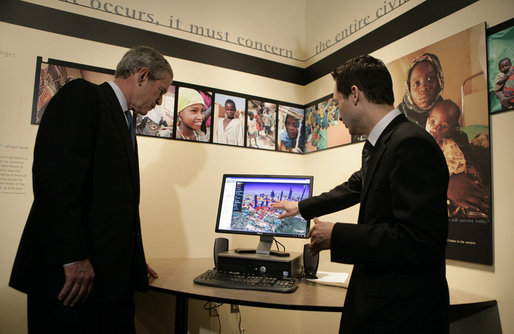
[138,68,149,84]
[351,85,360,105]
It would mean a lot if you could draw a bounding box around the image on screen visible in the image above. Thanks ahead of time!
[216,175,313,238]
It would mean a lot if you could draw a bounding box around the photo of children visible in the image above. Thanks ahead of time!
[173,87,211,142]
[246,100,276,150]
[136,85,176,138]
[304,97,351,152]
[33,61,114,124]
[487,23,514,113]
[387,23,492,264]
[278,105,304,153]
[213,94,245,146]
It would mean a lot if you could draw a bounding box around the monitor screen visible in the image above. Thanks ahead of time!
[215,174,313,239]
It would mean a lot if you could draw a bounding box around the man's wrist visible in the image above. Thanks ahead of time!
[63,260,84,267]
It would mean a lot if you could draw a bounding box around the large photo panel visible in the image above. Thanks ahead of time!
[387,23,492,264]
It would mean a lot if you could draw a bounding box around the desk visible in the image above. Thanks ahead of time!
[147,258,498,334]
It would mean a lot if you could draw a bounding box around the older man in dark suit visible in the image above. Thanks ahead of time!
[10,46,173,333]
[274,55,449,333]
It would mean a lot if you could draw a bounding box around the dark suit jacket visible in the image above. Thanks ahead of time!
[299,114,449,333]
[10,79,148,303]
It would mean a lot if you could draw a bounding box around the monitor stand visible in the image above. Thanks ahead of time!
[234,236,290,257]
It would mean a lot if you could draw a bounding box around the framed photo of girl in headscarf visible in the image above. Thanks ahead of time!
[387,23,492,265]
[175,87,212,142]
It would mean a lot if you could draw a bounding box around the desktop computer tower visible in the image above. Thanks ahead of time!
[217,250,302,278]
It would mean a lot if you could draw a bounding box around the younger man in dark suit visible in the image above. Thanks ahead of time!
[274,55,449,333]
[10,46,173,333]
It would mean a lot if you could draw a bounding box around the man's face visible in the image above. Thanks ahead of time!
[132,71,172,116]
[333,83,356,135]
[225,102,236,119]
[285,116,298,139]
[409,61,439,109]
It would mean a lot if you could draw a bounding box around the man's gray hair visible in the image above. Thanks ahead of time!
[115,46,173,80]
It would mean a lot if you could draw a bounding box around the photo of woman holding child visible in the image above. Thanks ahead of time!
[387,23,492,264]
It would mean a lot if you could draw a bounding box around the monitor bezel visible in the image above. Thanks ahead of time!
[214,173,313,239]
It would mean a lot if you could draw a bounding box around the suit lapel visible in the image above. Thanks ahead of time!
[99,83,140,198]
[359,114,408,215]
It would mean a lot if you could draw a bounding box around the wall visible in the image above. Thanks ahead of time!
[22,0,307,66]
[1,0,513,333]
[304,0,425,65]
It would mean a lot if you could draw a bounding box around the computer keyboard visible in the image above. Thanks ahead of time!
[193,269,298,293]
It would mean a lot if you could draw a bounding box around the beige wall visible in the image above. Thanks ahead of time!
[1,0,514,333]
[22,0,308,66]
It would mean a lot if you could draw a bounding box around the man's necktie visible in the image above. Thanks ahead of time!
[124,110,136,149]
[361,140,373,184]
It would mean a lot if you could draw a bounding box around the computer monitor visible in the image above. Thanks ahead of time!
[215,174,313,256]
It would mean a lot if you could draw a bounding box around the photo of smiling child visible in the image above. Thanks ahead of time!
[175,87,211,142]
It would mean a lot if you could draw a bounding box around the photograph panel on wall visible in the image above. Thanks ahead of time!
[213,93,246,146]
[32,58,114,124]
[387,22,492,264]
[304,96,352,152]
[246,100,277,150]
[173,86,212,142]
[487,19,514,113]
[136,85,176,138]
[277,105,305,153]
